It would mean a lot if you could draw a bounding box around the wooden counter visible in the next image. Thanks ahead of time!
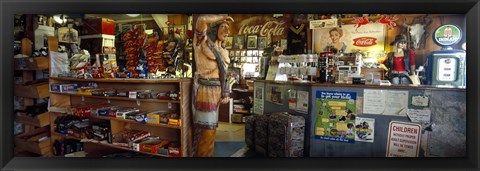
[255,80,466,92]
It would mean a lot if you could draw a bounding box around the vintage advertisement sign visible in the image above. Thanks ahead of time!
[315,91,357,143]
[386,121,422,157]
[312,23,386,53]
[309,19,338,29]
[433,24,462,46]
[229,14,290,39]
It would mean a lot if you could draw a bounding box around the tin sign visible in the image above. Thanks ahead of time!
[433,24,462,46]
[386,121,422,157]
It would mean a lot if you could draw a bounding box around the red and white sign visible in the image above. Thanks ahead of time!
[386,121,422,157]
[312,23,385,53]
[353,37,377,47]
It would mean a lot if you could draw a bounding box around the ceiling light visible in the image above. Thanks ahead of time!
[126,14,140,17]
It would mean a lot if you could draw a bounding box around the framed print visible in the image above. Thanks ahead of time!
[227,67,241,84]
[229,50,235,57]
[258,36,267,50]
[235,50,241,57]
[233,35,245,49]
[247,35,258,49]
[225,36,233,49]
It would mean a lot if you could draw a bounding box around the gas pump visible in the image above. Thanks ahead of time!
[424,24,466,87]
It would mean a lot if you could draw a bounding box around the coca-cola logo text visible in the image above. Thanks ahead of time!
[353,37,377,47]
[238,21,286,36]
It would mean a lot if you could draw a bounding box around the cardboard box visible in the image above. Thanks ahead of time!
[146,112,161,124]
[50,84,78,92]
[82,18,115,35]
[168,144,182,157]
[77,88,99,96]
[70,103,110,117]
[168,118,181,126]
[140,139,169,154]
[14,82,49,99]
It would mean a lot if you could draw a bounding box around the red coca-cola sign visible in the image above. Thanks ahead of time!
[353,37,377,47]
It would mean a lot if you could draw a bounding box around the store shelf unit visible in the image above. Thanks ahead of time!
[48,78,192,157]
[13,37,58,157]
[231,89,253,123]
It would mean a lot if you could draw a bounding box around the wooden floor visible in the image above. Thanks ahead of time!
[215,122,245,142]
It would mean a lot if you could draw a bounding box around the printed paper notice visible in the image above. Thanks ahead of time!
[407,109,431,124]
[288,89,297,110]
[407,94,431,124]
[385,91,409,116]
[296,91,309,113]
[315,91,357,143]
[386,121,422,157]
[363,89,408,116]
[253,82,264,114]
[355,117,375,143]
[363,89,386,114]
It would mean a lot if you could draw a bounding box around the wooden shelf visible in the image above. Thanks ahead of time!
[49,112,181,129]
[233,111,251,115]
[49,76,192,157]
[50,92,180,103]
[50,77,191,84]
[90,115,181,129]
[52,133,168,157]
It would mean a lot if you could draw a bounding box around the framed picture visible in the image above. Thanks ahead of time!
[258,36,267,50]
[229,50,235,57]
[280,39,288,50]
[227,67,242,84]
[247,35,258,49]
[235,50,241,57]
[233,35,245,49]
[225,36,233,49]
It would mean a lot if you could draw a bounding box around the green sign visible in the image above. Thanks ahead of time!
[433,24,462,46]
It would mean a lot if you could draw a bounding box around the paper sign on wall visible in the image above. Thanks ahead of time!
[253,82,265,114]
[296,91,309,113]
[407,94,431,124]
[288,89,297,110]
[386,121,422,157]
[355,117,375,143]
[363,89,408,116]
[315,91,357,143]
